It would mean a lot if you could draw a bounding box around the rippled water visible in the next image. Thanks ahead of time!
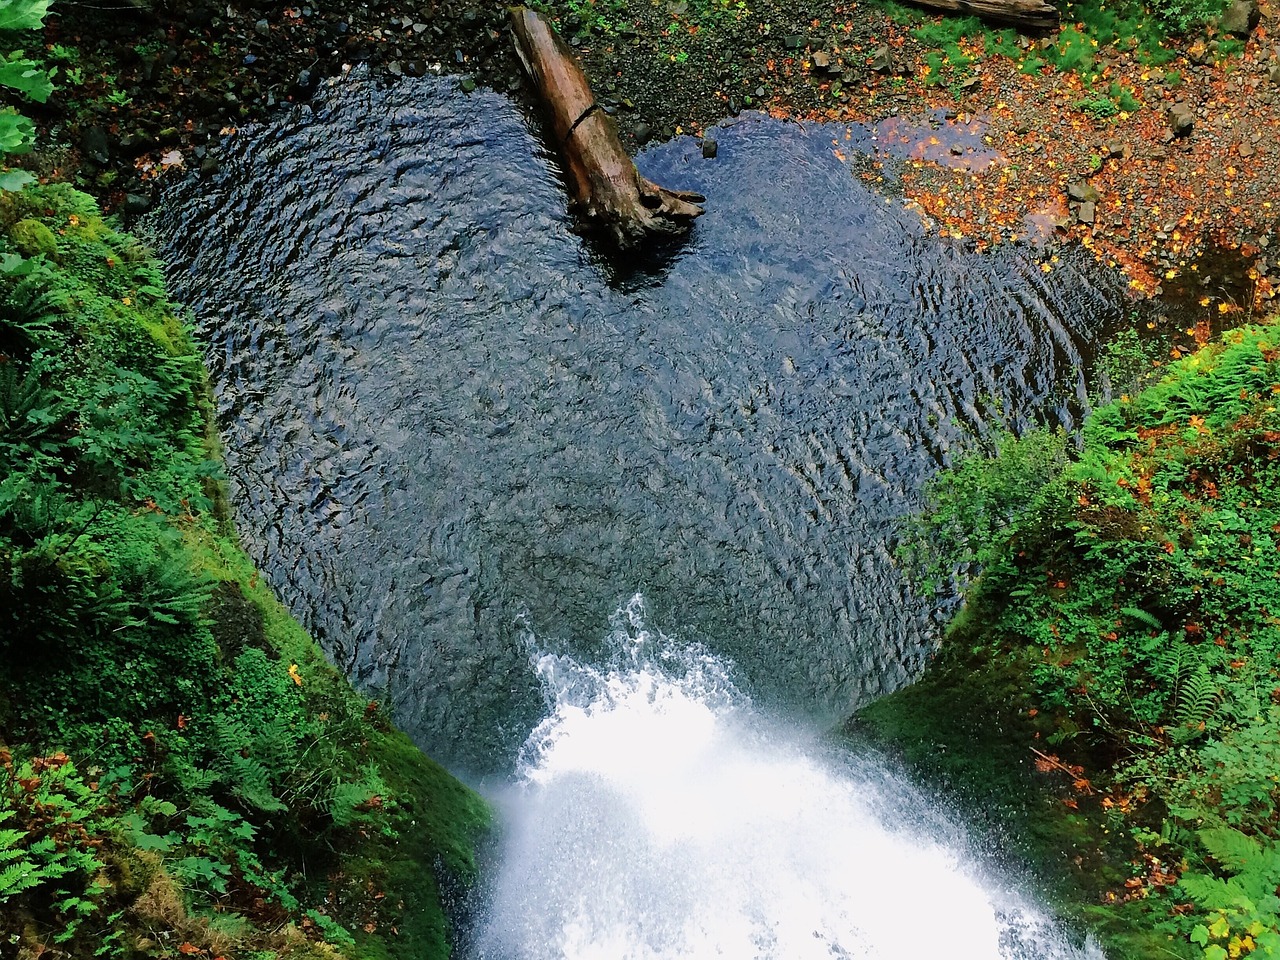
[156,72,1128,774]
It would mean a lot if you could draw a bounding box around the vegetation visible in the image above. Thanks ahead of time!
[880,323,1280,959]
[0,181,489,957]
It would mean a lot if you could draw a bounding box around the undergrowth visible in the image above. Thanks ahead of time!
[895,323,1280,959]
[0,184,489,959]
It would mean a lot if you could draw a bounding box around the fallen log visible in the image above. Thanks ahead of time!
[907,0,1058,31]
[509,7,705,250]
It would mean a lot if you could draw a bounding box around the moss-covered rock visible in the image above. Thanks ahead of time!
[9,217,58,259]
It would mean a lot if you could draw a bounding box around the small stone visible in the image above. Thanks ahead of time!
[1269,61,1280,86]
[812,50,831,72]
[1219,0,1260,37]
[1168,102,1195,137]
[1066,180,1100,203]
[783,34,804,50]
[200,155,221,175]
[1239,142,1255,157]
[458,76,477,93]
[701,137,718,159]
[869,44,893,74]
[254,18,270,36]
[387,61,403,76]
[413,22,428,33]
[1077,200,1096,225]
[957,76,980,90]
[633,121,652,144]
[949,144,964,155]
[755,85,766,98]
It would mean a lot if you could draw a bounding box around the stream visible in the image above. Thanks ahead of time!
[156,71,1129,957]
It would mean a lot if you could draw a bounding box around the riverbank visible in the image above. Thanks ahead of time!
[0,184,489,958]
[859,319,1280,960]
[25,0,1280,321]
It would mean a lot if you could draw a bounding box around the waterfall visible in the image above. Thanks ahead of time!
[476,595,1102,960]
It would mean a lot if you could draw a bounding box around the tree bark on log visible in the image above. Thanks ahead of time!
[906,0,1057,30]
[509,7,705,250]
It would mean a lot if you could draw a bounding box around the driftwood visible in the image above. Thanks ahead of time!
[907,0,1058,30]
[510,7,705,250]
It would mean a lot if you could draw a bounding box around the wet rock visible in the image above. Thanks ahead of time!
[200,155,221,175]
[1168,102,1195,137]
[1066,180,1100,203]
[123,192,152,216]
[869,44,893,74]
[783,34,804,50]
[1219,0,1260,37]
[701,136,718,159]
[459,76,477,93]
[293,68,319,99]
[633,121,652,144]
[80,125,110,165]
[254,18,270,37]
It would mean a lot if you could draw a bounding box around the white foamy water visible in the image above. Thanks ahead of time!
[476,595,1101,960]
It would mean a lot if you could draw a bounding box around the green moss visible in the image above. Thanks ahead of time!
[9,217,57,259]
[888,322,1280,959]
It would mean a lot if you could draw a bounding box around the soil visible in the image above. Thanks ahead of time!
[25,0,1280,340]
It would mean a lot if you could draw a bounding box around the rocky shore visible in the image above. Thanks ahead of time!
[29,0,1279,337]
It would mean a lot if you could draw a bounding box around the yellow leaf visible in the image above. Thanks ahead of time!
[288,663,303,686]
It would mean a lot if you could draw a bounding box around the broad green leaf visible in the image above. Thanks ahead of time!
[0,0,52,31]
[0,252,34,275]
[0,167,33,190]
[0,55,52,102]
[0,109,34,154]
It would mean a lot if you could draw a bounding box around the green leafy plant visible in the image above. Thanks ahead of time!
[0,0,53,186]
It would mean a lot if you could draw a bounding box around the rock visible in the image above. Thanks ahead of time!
[80,125,109,165]
[701,137,718,159]
[1219,0,1260,37]
[293,68,318,99]
[200,155,221,175]
[1077,201,1096,225]
[869,44,893,74]
[10,218,58,259]
[783,34,804,50]
[812,50,831,72]
[123,193,152,216]
[1269,60,1280,86]
[254,17,270,36]
[1169,102,1195,137]
[459,76,477,93]
[1066,180,1100,203]
[633,121,652,144]
[1239,142,1255,157]
[388,61,403,77]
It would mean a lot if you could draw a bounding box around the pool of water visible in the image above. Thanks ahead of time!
[155,72,1129,775]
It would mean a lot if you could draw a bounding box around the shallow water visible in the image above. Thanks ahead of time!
[156,72,1129,774]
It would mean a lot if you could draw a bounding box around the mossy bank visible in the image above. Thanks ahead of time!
[0,183,489,959]
[858,323,1280,959]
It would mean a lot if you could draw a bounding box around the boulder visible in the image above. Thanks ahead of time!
[1219,0,1260,37]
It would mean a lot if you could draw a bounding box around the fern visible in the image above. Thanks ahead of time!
[1174,671,1221,732]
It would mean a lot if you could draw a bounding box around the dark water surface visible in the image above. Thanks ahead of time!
[156,73,1128,775]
